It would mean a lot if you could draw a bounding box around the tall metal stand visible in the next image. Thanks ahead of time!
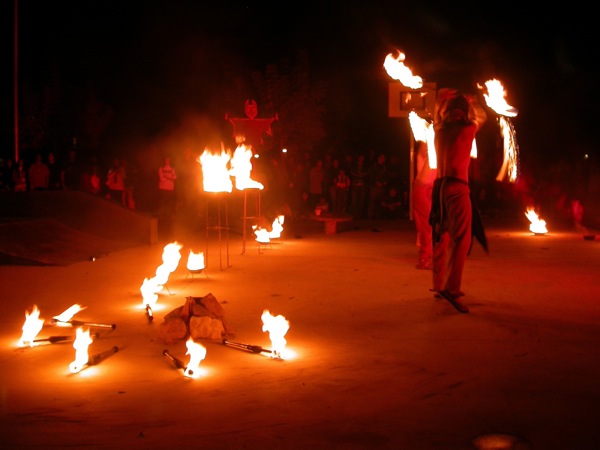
[205,192,230,270]
[241,189,262,255]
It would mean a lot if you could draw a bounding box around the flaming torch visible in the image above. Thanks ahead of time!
[383,51,423,89]
[261,310,290,360]
[18,305,45,347]
[480,79,519,183]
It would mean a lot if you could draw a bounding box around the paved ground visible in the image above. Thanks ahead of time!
[1,214,599,449]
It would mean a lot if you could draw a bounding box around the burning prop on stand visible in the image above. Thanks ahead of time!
[186,249,207,279]
[163,337,207,378]
[526,208,548,235]
[51,304,116,330]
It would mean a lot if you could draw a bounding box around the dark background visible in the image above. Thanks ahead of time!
[1,1,598,212]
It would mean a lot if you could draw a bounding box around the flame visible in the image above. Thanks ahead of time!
[18,305,45,347]
[383,51,423,89]
[199,148,233,193]
[408,111,437,169]
[69,327,93,373]
[184,337,207,378]
[480,79,519,182]
[526,208,548,234]
[253,225,270,244]
[140,241,182,307]
[481,79,518,117]
[230,144,264,190]
[53,304,86,325]
[261,310,290,359]
[186,250,205,271]
[268,215,285,239]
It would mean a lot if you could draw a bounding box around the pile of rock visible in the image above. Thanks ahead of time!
[158,293,234,344]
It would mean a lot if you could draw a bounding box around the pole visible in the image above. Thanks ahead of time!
[13,0,19,162]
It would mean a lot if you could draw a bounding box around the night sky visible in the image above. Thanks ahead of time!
[1,1,598,180]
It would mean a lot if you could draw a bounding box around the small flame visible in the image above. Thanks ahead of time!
[53,304,86,324]
[140,277,160,308]
[186,250,205,271]
[184,337,207,378]
[230,144,264,190]
[526,208,548,234]
[18,305,45,347]
[383,51,423,89]
[69,327,93,373]
[480,79,518,117]
[261,310,290,359]
[199,148,233,193]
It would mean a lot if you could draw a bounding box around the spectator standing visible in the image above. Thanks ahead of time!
[47,152,62,190]
[12,159,28,192]
[367,153,389,220]
[28,153,50,190]
[158,156,177,217]
[105,157,126,204]
[429,88,487,313]
[308,159,326,211]
[332,167,351,215]
[61,150,80,190]
[350,154,369,219]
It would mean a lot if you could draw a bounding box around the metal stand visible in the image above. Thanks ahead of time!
[241,189,262,255]
[205,193,230,270]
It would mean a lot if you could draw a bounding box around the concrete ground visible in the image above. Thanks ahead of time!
[1,209,599,449]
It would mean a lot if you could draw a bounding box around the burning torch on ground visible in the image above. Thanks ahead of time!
[163,337,207,378]
[51,304,116,330]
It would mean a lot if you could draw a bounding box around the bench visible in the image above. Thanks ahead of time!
[311,214,353,235]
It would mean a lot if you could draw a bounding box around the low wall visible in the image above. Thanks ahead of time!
[0,191,158,246]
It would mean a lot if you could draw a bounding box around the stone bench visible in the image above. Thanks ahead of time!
[311,214,353,235]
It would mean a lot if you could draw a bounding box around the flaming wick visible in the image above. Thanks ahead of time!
[51,318,116,329]
[145,304,153,323]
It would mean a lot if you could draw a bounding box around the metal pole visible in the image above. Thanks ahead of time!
[13,0,19,162]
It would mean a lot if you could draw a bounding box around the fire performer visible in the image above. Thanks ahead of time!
[413,139,437,270]
[429,88,487,313]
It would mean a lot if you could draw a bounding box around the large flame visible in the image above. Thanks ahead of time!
[480,79,519,182]
[69,327,93,373]
[230,144,264,190]
[199,148,233,193]
[261,310,290,359]
[526,208,548,234]
[268,215,285,239]
[18,305,44,347]
[408,111,436,169]
[383,51,423,89]
[140,241,182,307]
[184,337,207,378]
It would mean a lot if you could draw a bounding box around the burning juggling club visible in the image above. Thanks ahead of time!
[33,333,99,344]
[51,318,116,329]
[222,339,272,354]
[162,349,186,370]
